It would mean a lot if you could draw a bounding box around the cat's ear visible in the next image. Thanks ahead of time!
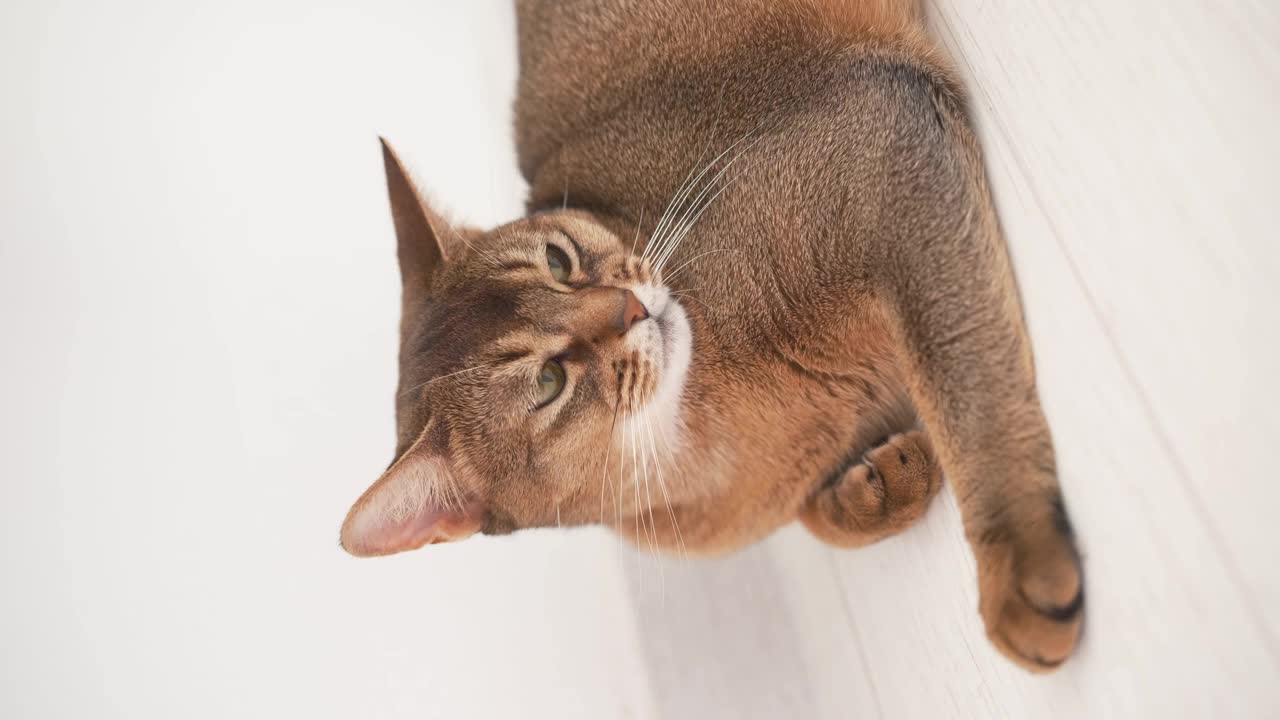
[339,436,483,558]
[379,137,465,292]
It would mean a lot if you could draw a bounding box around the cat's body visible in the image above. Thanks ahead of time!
[342,0,1085,673]
[516,0,960,553]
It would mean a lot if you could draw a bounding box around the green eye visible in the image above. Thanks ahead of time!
[535,358,566,407]
[546,244,572,283]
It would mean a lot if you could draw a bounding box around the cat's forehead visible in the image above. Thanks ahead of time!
[404,276,567,391]
[412,287,529,365]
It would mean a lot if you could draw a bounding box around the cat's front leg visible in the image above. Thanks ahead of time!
[884,187,1086,671]
[800,430,942,548]
[894,291,1085,672]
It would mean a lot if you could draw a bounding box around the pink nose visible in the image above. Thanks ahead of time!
[620,289,649,333]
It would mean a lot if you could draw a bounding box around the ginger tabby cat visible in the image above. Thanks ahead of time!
[340,0,1085,673]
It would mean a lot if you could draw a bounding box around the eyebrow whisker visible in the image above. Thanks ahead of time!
[444,222,502,269]
[396,363,493,399]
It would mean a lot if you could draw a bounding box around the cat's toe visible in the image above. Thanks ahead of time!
[862,431,940,512]
[977,518,1084,673]
[800,431,942,547]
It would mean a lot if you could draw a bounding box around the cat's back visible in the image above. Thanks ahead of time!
[514,0,957,185]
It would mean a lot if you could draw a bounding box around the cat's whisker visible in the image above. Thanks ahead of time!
[669,291,720,315]
[615,371,628,538]
[654,120,777,271]
[650,416,689,561]
[623,383,654,553]
[599,400,620,528]
[646,123,761,263]
[645,126,725,261]
[445,222,502,269]
[661,248,741,285]
[617,444,625,539]
[645,77,732,265]
[630,208,646,257]
[667,289,700,301]
[653,148,756,272]
[628,417,652,552]
[655,152,741,268]
[654,173,739,276]
[647,157,725,265]
[644,413,687,561]
[637,416,659,556]
[619,425,641,590]
[628,417,642,555]
[654,181,730,273]
[638,414,668,601]
[651,114,777,256]
[610,378,626,532]
[643,176,692,262]
[397,363,493,398]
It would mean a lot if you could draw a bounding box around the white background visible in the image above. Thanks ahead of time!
[2,2,1277,718]
[2,2,652,718]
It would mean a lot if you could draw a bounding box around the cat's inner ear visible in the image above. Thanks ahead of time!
[379,137,464,291]
[339,436,482,558]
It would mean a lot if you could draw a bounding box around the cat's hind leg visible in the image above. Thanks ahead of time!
[800,429,942,547]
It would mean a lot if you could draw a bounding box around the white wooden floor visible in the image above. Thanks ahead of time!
[1,2,1275,719]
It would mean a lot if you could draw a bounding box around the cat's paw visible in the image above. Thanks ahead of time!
[975,497,1084,673]
[800,431,942,547]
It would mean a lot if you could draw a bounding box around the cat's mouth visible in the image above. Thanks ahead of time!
[624,282,692,422]
[629,283,674,365]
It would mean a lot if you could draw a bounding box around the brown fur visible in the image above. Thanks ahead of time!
[342,0,1084,673]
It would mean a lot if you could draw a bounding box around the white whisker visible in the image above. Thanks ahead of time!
[669,291,719,315]
[661,248,741,284]
[599,404,620,527]
[646,129,755,264]
[654,119,778,272]
[617,406,627,542]
[652,418,692,562]
[638,419,658,555]
[629,424,646,549]
[630,208,646,256]
[445,222,501,269]
[644,413,687,561]
[653,150,753,272]
[398,363,493,398]
[639,415,668,601]
[645,126,723,261]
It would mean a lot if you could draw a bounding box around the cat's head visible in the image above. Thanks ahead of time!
[339,140,692,557]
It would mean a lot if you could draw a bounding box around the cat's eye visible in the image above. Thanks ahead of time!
[545,244,572,283]
[535,358,567,408]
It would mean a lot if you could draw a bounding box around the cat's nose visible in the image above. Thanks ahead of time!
[620,289,649,333]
